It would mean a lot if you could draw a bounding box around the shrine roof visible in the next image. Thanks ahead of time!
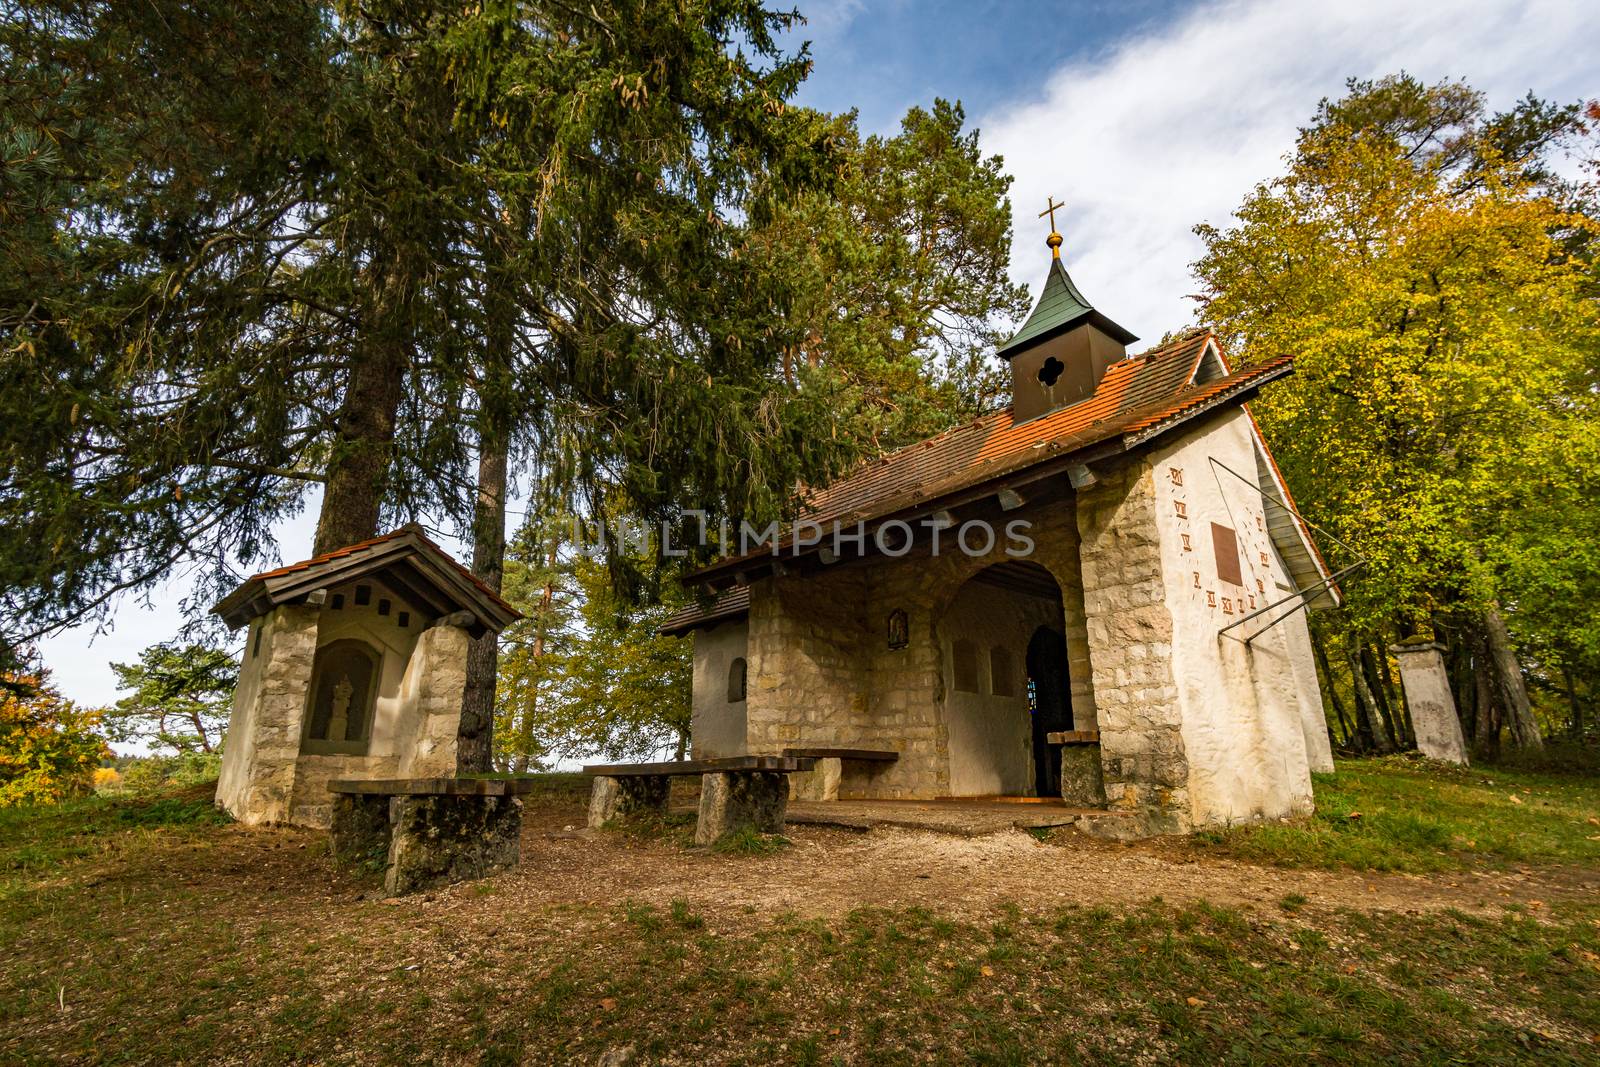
[213,525,520,636]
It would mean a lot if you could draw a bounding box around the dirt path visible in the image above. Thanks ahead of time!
[498,801,1600,930]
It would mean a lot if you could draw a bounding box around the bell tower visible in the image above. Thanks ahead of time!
[1000,199,1137,422]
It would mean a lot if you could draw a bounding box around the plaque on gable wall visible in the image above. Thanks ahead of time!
[886,609,909,650]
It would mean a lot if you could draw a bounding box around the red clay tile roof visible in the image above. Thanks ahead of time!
[236,524,518,619]
[793,331,1233,531]
[677,331,1293,605]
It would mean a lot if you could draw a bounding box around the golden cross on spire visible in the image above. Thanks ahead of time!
[1038,196,1066,258]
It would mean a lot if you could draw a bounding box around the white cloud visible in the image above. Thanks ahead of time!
[981,0,1597,339]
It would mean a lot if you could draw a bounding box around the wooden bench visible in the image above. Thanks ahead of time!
[583,756,815,845]
[781,747,899,801]
[327,777,542,896]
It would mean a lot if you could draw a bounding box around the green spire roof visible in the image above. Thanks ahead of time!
[997,256,1137,358]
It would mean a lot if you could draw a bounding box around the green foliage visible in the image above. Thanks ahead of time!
[2,0,856,637]
[1194,73,1600,739]
[1192,756,1600,872]
[0,670,109,807]
[495,511,692,767]
[115,753,223,796]
[109,643,237,754]
[747,99,1030,450]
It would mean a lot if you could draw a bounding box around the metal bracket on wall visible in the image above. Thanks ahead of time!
[1205,457,1367,645]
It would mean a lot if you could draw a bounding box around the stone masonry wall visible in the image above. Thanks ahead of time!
[744,567,871,755]
[1074,459,1192,833]
[740,489,1093,800]
[214,603,322,825]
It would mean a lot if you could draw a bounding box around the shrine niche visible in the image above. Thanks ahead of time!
[211,525,520,828]
[303,640,380,754]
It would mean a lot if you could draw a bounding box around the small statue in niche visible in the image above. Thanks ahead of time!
[328,675,353,742]
[886,609,909,650]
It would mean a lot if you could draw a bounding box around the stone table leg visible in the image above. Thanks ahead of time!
[787,758,841,802]
[1058,745,1107,807]
[329,793,392,869]
[696,771,788,846]
[383,795,522,897]
[586,775,670,829]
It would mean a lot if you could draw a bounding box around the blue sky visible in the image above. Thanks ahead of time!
[784,1,1189,136]
[39,0,1599,714]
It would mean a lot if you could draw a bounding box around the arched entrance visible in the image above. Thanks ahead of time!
[1026,626,1072,797]
[938,561,1070,796]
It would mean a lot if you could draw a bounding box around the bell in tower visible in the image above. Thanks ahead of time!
[999,199,1137,422]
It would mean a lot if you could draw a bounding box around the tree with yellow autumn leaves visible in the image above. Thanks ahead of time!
[1196,75,1599,755]
[0,668,109,806]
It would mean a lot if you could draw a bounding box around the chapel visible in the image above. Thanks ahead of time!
[663,218,1339,835]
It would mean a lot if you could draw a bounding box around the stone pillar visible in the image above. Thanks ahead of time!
[215,603,322,825]
[396,622,470,778]
[1075,460,1191,834]
[1389,641,1469,765]
[329,793,392,868]
[1058,744,1106,808]
[788,758,841,801]
[384,795,522,896]
[587,775,670,828]
[695,771,788,845]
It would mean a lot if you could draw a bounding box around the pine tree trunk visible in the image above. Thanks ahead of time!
[1359,644,1402,751]
[456,437,507,773]
[1563,665,1583,741]
[513,571,556,768]
[314,263,410,555]
[1349,648,1393,754]
[456,230,517,773]
[1482,602,1543,752]
[1311,630,1354,748]
[1472,634,1501,759]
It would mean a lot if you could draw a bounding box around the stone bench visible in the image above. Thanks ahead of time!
[584,756,815,845]
[1044,731,1106,807]
[781,747,899,801]
[328,777,540,896]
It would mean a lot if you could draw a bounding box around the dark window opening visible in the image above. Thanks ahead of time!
[331,593,345,610]
[727,657,747,703]
[250,623,262,660]
[354,585,372,607]
[951,639,980,693]
[990,646,1016,697]
[1037,356,1065,387]
[397,611,410,628]
[377,598,391,617]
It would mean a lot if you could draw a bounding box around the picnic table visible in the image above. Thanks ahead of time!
[584,755,816,845]
[327,777,542,896]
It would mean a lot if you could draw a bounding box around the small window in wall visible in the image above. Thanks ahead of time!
[989,646,1016,697]
[250,621,262,660]
[727,657,747,703]
[377,597,391,617]
[354,584,372,607]
[331,593,345,610]
[1211,523,1243,586]
[951,639,980,693]
[303,639,380,754]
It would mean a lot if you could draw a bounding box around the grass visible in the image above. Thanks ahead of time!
[1,765,1599,1062]
[1189,755,1600,873]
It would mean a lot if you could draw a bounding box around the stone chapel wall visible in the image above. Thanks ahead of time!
[690,621,750,759]
[1075,460,1192,833]
[1146,408,1315,825]
[737,492,1093,799]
